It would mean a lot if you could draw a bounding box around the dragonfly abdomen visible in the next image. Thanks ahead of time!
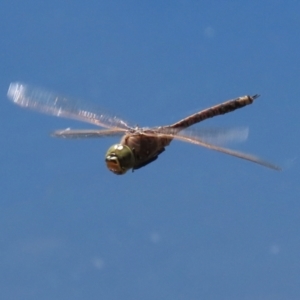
[170,95,259,131]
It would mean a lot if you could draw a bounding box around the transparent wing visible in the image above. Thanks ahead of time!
[7,82,130,130]
[143,128,280,171]
[52,128,125,139]
[178,127,249,145]
[173,132,281,171]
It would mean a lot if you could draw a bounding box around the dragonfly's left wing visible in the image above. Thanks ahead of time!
[173,132,281,171]
[177,127,249,145]
[7,82,130,130]
[144,127,280,171]
[52,128,125,139]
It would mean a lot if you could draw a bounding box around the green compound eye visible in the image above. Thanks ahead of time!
[105,144,135,175]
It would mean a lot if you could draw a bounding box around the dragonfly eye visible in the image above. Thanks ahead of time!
[105,144,135,175]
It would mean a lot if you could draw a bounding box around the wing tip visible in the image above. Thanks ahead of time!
[272,165,282,171]
[7,82,25,104]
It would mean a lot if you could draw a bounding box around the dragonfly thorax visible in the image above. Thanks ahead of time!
[105,144,135,175]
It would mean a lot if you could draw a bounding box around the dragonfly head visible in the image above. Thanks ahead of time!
[105,144,135,175]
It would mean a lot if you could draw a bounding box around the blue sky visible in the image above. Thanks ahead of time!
[1,1,300,299]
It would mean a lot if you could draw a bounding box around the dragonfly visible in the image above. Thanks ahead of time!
[7,82,280,174]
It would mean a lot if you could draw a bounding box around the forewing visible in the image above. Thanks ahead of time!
[142,127,280,170]
[52,128,125,139]
[7,82,130,129]
[174,132,281,171]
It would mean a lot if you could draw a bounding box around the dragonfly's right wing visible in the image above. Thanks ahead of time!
[52,128,125,139]
[7,82,130,130]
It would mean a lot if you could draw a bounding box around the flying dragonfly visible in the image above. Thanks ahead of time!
[7,82,281,174]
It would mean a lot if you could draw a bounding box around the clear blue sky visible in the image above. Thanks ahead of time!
[1,1,299,299]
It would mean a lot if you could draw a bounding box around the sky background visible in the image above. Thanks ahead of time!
[1,1,300,299]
